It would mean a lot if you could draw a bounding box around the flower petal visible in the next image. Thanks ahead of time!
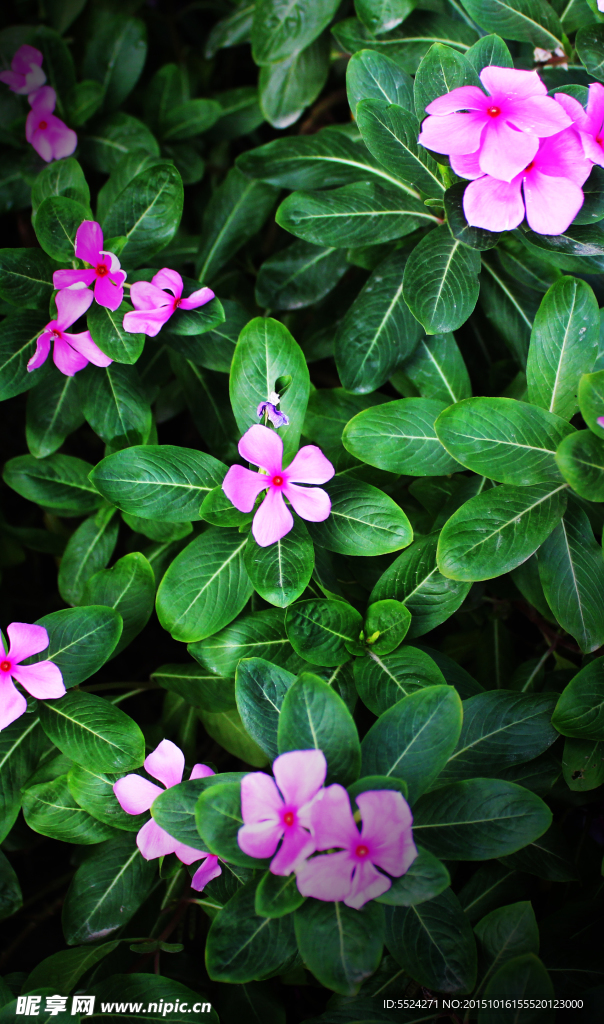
[222,465,268,513]
[553,91,588,129]
[144,738,185,789]
[191,854,222,891]
[449,149,484,180]
[114,774,163,814]
[418,111,485,156]
[252,489,293,546]
[356,790,417,877]
[506,95,571,136]
[273,749,327,808]
[27,331,51,372]
[179,287,215,310]
[463,175,525,232]
[424,85,487,116]
[45,118,77,160]
[480,66,546,100]
[241,771,283,824]
[238,424,283,474]
[21,64,46,95]
[55,287,94,330]
[190,763,215,780]
[75,220,103,265]
[94,273,124,312]
[129,281,172,312]
[270,823,315,875]
[7,622,49,662]
[53,268,96,290]
[295,850,354,902]
[151,268,184,297]
[53,336,89,376]
[0,678,27,731]
[311,784,359,852]
[61,331,112,368]
[99,251,124,275]
[479,120,538,182]
[28,85,56,114]
[282,483,330,523]
[13,45,44,74]
[285,445,335,485]
[122,307,172,337]
[238,819,283,859]
[173,841,205,865]
[523,171,585,235]
[580,131,604,168]
[12,661,65,700]
[137,818,178,860]
[535,129,592,186]
[345,860,392,909]
[29,128,54,162]
[0,70,25,91]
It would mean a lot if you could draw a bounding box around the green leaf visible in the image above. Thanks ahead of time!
[413,779,553,859]
[552,657,604,739]
[294,899,385,996]
[332,14,478,73]
[251,0,340,64]
[343,397,460,476]
[435,397,574,485]
[361,685,462,802]
[457,863,520,924]
[537,499,604,653]
[364,599,411,656]
[459,0,564,49]
[235,657,296,760]
[77,362,152,449]
[335,249,424,393]
[244,519,314,608]
[414,43,481,119]
[86,300,144,365]
[196,167,279,283]
[308,477,413,557]
[276,182,437,248]
[0,311,51,400]
[88,976,218,1024]
[0,248,58,311]
[206,878,297,982]
[190,609,292,681]
[436,482,568,582]
[62,832,156,944]
[578,368,604,438]
[102,161,183,268]
[23,942,119,995]
[526,277,599,420]
[444,182,502,251]
[34,196,89,262]
[34,25,76,114]
[66,79,104,127]
[474,901,539,996]
[157,528,252,643]
[96,153,164,223]
[196,782,270,868]
[479,254,539,366]
[354,644,446,716]
[151,663,236,712]
[82,552,155,655]
[356,0,415,34]
[478,954,554,1023]
[0,849,22,921]
[499,824,577,882]
[173,300,245,373]
[403,227,481,334]
[22,774,117,844]
[58,506,119,607]
[35,605,123,688]
[230,317,310,461]
[199,708,269,767]
[82,12,147,112]
[0,717,47,843]
[26,368,83,459]
[80,113,160,174]
[285,599,363,667]
[68,763,146,831]
[356,99,445,198]
[346,50,414,116]
[151,779,210,852]
[38,690,145,772]
[278,672,361,784]
[384,889,477,993]
[256,240,349,312]
[397,332,472,404]
[259,35,330,130]
[371,534,472,637]
[562,737,604,792]
[4,453,102,516]
[376,845,451,906]
[577,23,604,83]
[160,99,221,141]
[255,871,305,918]
[31,157,90,223]
[90,445,226,522]
[439,692,558,783]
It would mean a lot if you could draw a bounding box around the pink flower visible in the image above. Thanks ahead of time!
[238,750,327,874]
[27,288,113,377]
[295,786,418,909]
[0,622,65,731]
[113,739,221,892]
[461,127,592,235]
[26,86,76,163]
[222,424,334,547]
[418,66,571,183]
[122,269,215,337]
[53,221,126,312]
[556,83,604,169]
[0,45,46,95]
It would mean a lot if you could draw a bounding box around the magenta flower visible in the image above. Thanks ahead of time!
[0,45,46,95]
[26,86,76,163]
[461,127,592,234]
[0,622,65,731]
[53,221,126,312]
[238,750,327,874]
[28,288,112,377]
[113,739,222,892]
[222,424,334,547]
[122,269,215,337]
[295,785,418,909]
[556,83,604,169]
[418,66,571,183]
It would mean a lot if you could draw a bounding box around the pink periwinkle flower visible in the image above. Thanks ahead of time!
[295,785,418,909]
[122,269,215,337]
[222,424,334,547]
[113,739,221,892]
[28,288,112,377]
[0,622,65,731]
[53,221,127,312]
[555,83,604,169]
[460,127,592,235]
[26,86,76,163]
[418,66,571,183]
[238,750,327,874]
[0,44,46,95]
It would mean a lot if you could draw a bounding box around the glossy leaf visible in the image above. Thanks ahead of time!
[34,605,123,688]
[403,227,481,334]
[196,167,279,282]
[552,657,604,740]
[4,453,102,516]
[278,672,362,785]
[354,645,448,717]
[235,657,296,760]
[38,690,145,772]
[294,899,384,996]
[285,599,363,667]
[244,518,314,608]
[346,50,414,116]
[308,477,412,557]
[206,879,297,982]
[256,240,349,311]
[376,845,451,906]
[343,397,460,476]
[356,99,445,198]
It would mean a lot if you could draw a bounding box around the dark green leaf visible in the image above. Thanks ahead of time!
[0,249,57,311]
[294,898,385,996]
[354,644,447,716]
[278,671,361,785]
[255,871,305,918]
[58,506,119,606]
[308,477,412,557]
[397,332,472,404]
[38,690,145,772]
[244,518,314,608]
[82,552,155,655]
[68,763,146,832]
[376,845,450,906]
[343,397,460,475]
[4,453,102,516]
[151,663,236,712]
[87,300,144,365]
[196,167,279,283]
[459,0,564,49]
[102,161,183,268]
[259,35,330,130]
[82,12,147,112]
[403,227,481,334]
[256,240,349,311]
[552,657,604,739]
[26,368,83,459]
[22,774,117,844]
[251,0,340,64]
[206,878,297,982]
[235,657,296,760]
[190,608,293,678]
[35,605,123,688]
[285,599,363,666]
[346,50,414,116]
